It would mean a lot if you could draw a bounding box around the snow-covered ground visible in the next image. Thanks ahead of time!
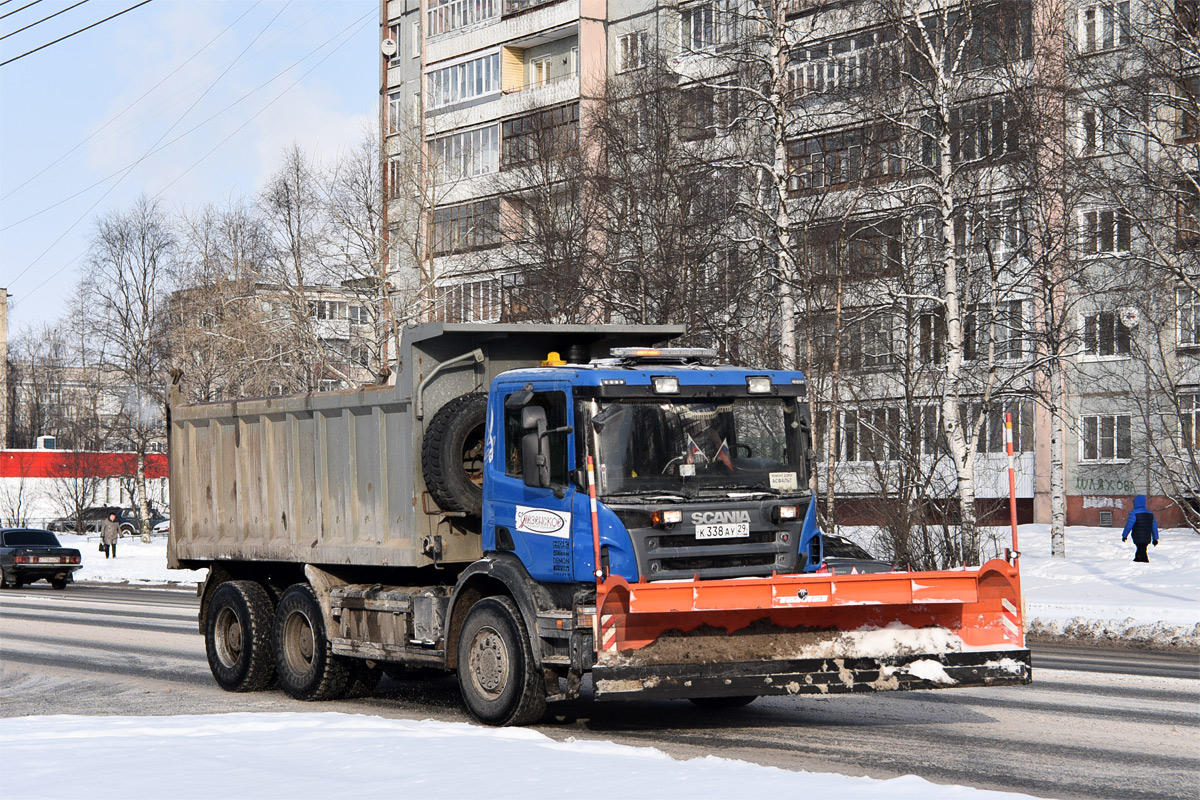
[1,713,1040,800]
[6,526,1194,800]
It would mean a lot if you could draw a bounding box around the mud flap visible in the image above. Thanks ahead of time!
[592,648,1032,699]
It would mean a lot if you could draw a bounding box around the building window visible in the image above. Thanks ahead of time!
[918,310,946,363]
[1080,208,1131,255]
[388,91,403,134]
[427,0,499,37]
[387,23,402,63]
[432,199,501,256]
[682,2,716,50]
[1178,180,1200,247]
[309,300,348,320]
[432,124,499,182]
[618,31,647,71]
[1082,310,1132,357]
[965,300,1026,361]
[1178,288,1200,347]
[788,124,902,190]
[838,407,901,462]
[530,56,552,86]
[387,158,404,199]
[1079,106,1131,154]
[951,97,1020,163]
[1081,414,1132,461]
[1181,393,1200,452]
[347,305,368,324]
[1079,1,1130,52]
[971,401,1034,453]
[426,52,501,109]
[349,344,371,368]
[433,276,507,322]
[501,103,579,168]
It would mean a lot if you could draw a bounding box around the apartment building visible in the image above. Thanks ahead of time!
[379,0,1200,529]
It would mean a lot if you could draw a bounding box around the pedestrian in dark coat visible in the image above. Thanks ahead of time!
[100,513,120,559]
[1121,495,1159,563]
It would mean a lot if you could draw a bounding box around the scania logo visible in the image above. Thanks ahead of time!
[690,510,751,525]
[515,508,566,534]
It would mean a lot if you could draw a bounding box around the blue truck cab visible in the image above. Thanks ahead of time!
[481,347,821,586]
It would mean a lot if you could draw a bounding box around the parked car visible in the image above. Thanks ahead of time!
[152,519,170,535]
[0,528,83,590]
[45,506,120,534]
[820,534,897,575]
[117,506,168,536]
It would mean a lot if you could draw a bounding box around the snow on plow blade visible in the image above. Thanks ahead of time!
[591,558,1031,700]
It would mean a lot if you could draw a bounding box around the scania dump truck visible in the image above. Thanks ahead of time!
[167,323,1031,725]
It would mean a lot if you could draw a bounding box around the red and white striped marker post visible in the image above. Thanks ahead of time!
[586,456,605,649]
[1005,413,1019,561]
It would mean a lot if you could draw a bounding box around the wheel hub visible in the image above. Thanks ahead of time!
[469,627,508,696]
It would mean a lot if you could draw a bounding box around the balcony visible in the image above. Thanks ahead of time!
[503,0,565,16]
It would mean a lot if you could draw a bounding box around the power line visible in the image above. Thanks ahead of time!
[0,0,154,67]
[0,0,90,41]
[4,0,292,288]
[0,0,262,203]
[0,0,47,22]
[14,12,371,305]
[2,6,372,234]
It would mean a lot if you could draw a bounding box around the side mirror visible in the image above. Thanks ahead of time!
[520,406,549,488]
[521,431,549,488]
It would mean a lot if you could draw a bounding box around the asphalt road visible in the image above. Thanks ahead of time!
[1,583,1196,800]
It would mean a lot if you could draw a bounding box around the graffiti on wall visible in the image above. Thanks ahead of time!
[1081,496,1127,510]
[1074,477,1135,495]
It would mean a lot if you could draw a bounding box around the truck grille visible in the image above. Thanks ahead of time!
[613,501,803,581]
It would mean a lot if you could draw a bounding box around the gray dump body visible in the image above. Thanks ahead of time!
[167,323,681,571]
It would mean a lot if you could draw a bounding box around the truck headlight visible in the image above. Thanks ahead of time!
[651,509,683,527]
[772,504,800,523]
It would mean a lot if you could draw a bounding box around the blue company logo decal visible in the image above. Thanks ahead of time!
[515,506,570,538]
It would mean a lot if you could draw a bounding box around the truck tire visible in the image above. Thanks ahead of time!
[457,596,547,726]
[422,393,488,517]
[205,580,276,692]
[273,583,351,701]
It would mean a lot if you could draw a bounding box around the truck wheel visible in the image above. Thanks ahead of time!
[273,583,350,701]
[422,393,488,517]
[457,597,546,726]
[205,580,276,692]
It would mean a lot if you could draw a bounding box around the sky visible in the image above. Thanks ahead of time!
[0,0,380,336]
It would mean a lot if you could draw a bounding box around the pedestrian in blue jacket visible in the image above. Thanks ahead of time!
[1121,495,1159,563]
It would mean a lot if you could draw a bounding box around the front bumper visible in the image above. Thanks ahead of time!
[593,648,1032,699]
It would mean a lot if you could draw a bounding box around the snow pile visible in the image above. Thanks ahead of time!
[0,712,1039,800]
[1014,524,1200,651]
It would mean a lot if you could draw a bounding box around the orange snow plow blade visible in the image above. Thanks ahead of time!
[591,558,1031,700]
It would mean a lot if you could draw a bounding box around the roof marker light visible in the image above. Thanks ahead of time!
[746,376,772,394]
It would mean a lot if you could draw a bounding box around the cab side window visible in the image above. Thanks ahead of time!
[504,390,569,485]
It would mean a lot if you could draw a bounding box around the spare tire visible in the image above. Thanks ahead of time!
[422,392,488,516]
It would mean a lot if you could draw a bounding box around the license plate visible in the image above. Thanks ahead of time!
[694,522,750,539]
[36,557,63,563]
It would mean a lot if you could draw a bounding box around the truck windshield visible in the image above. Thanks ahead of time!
[585,397,809,497]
